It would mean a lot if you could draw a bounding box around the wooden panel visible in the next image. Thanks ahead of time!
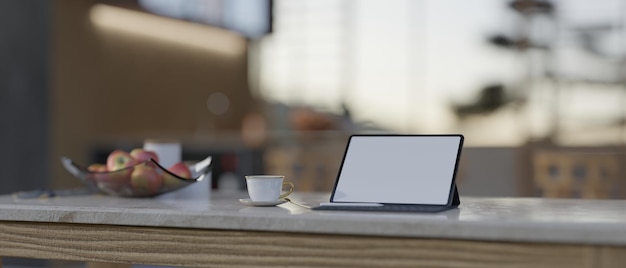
[0,221,603,268]
[86,262,131,268]
[595,246,626,268]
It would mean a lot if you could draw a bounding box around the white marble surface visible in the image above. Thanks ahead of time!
[2,190,626,245]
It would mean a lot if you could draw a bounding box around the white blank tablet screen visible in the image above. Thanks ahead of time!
[332,136,462,205]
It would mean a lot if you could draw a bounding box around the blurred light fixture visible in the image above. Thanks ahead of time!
[90,4,246,56]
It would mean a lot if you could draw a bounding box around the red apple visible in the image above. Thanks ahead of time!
[107,150,138,172]
[162,162,192,189]
[168,162,191,178]
[131,164,163,195]
[130,148,159,163]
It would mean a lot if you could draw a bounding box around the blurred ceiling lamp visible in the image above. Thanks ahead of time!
[90,4,245,56]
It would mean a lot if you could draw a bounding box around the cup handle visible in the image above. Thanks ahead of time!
[280,181,295,199]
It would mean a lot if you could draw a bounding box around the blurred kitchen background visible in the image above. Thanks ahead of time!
[3,0,626,200]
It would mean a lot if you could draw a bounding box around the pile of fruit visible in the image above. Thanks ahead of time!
[86,148,191,197]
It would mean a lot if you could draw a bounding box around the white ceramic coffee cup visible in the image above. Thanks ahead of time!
[245,175,294,202]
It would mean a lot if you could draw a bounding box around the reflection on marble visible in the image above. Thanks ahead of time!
[3,192,626,245]
[458,197,626,223]
[238,205,293,215]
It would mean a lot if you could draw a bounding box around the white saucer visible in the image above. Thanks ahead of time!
[239,198,288,207]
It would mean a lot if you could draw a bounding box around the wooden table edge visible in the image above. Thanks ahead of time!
[1,220,625,268]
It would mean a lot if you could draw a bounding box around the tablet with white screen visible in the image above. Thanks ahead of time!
[312,134,463,213]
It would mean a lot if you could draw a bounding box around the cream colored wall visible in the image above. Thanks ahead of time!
[50,1,254,188]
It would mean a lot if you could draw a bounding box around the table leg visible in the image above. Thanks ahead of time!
[86,262,131,268]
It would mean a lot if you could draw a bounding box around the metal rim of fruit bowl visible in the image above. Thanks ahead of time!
[61,156,212,181]
[60,156,212,197]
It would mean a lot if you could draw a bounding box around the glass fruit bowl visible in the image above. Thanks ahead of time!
[61,155,212,197]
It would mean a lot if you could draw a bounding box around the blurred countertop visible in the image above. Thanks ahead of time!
[1,191,626,245]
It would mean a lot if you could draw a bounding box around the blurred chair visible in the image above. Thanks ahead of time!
[532,148,624,199]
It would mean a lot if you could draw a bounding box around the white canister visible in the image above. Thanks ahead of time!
[143,139,182,168]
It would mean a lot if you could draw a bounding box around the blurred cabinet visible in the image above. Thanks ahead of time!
[532,147,625,199]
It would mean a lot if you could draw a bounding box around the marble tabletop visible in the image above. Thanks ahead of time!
[2,190,626,246]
